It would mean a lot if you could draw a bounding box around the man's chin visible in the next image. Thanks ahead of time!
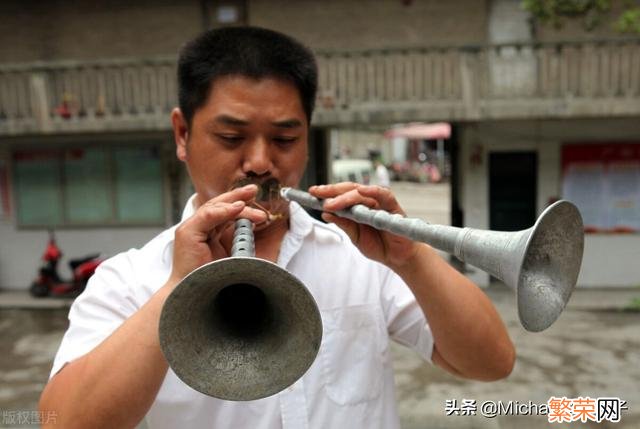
[252,221,271,232]
[253,214,288,232]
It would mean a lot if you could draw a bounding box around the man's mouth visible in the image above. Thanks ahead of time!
[230,177,287,223]
[232,177,282,202]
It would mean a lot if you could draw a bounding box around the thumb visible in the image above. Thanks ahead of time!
[322,213,360,245]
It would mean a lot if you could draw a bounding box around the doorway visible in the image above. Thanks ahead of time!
[489,152,537,231]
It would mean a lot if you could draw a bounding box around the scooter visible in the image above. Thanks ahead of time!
[30,230,103,298]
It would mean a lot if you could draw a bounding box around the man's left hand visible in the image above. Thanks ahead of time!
[309,182,421,270]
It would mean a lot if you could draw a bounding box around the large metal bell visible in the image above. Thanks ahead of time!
[159,256,322,401]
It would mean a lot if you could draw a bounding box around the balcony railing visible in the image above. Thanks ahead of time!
[1,39,639,134]
[314,39,640,122]
[0,57,177,134]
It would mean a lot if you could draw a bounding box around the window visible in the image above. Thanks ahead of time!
[13,146,164,227]
[562,143,640,233]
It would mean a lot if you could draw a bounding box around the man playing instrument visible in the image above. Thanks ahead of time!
[40,27,514,429]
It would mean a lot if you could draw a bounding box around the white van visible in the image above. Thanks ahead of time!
[331,159,374,184]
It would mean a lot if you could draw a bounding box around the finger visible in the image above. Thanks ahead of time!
[186,201,248,236]
[206,217,236,244]
[209,184,259,204]
[356,185,405,215]
[322,188,379,212]
[200,184,266,224]
[309,182,358,199]
[238,206,269,224]
[322,213,360,244]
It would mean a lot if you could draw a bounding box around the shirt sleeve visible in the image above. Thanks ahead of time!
[379,266,434,363]
[49,251,141,379]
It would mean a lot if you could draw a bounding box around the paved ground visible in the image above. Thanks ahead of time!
[390,181,451,226]
[393,286,640,429]
[1,182,639,428]
[1,288,638,429]
[392,181,640,428]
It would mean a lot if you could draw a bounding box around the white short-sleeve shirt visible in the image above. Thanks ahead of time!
[51,197,434,429]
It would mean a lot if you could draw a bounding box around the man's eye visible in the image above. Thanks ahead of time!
[273,136,297,144]
[217,135,243,143]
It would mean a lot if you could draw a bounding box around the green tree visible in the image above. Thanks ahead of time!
[521,0,640,33]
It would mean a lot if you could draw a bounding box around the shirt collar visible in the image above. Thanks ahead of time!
[287,201,314,238]
[181,194,198,222]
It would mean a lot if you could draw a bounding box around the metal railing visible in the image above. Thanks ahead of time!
[1,39,639,133]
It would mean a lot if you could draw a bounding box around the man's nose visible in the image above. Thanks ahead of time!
[242,138,273,176]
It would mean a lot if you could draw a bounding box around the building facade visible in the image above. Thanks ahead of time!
[1,0,639,289]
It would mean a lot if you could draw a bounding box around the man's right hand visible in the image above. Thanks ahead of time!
[169,184,268,285]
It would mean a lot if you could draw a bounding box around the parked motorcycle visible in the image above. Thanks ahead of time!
[30,230,103,298]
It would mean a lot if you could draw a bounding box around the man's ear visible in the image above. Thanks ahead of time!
[171,108,189,162]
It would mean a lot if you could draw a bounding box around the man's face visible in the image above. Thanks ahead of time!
[173,75,309,213]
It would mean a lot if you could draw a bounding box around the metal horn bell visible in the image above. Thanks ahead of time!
[159,219,322,401]
[448,201,584,332]
[281,188,584,332]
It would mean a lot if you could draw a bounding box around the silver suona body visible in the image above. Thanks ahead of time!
[159,218,323,401]
[281,187,584,333]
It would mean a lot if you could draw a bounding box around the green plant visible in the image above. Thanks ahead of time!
[627,297,640,310]
[522,0,640,33]
[615,5,640,32]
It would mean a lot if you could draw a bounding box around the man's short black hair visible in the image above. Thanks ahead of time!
[177,26,318,126]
